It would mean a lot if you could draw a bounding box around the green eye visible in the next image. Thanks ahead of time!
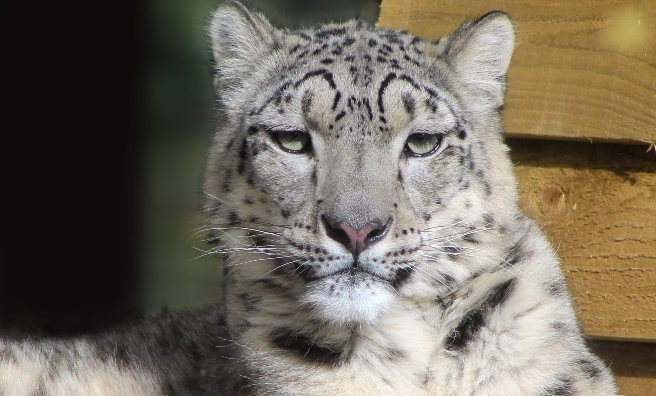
[405,133,442,156]
[273,131,311,153]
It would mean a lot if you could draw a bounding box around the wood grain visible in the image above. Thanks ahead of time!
[590,340,656,396]
[507,138,656,341]
[377,0,656,144]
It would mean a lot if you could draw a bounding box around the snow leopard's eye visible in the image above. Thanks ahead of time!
[405,133,443,156]
[271,131,312,154]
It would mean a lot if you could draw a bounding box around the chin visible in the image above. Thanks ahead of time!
[300,271,395,325]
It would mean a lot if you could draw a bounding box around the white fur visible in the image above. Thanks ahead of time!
[300,274,395,325]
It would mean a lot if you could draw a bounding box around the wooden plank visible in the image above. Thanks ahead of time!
[377,0,656,144]
[507,138,656,341]
[590,340,656,396]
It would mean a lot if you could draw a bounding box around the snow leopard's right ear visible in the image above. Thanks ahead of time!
[441,11,515,114]
[209,1,277,89]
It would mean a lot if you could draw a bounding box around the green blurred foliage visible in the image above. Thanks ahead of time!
[142,0,381,314]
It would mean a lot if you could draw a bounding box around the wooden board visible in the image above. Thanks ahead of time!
[377,0,656,144]
[507,138,656,341]
[590,340,656,396]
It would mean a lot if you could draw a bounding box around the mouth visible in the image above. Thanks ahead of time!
[299,267,396,324]
[302,264,390,284]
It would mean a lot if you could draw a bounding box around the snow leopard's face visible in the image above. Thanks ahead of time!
[206,3,517,325]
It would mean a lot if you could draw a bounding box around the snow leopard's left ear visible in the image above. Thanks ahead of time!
[442,11,515,112]
[209,1,278,89]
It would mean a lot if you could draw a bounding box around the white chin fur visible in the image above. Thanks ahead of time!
[300,273,395,325]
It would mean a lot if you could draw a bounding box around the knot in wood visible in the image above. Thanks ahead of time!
[542,185,566,211]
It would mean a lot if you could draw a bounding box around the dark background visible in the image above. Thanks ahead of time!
[2,0,381,336]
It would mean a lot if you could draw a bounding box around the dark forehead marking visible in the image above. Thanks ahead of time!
[301,90,314,116]
[331,91,342,111]
[295,69,336,89]
[331,46,343,56]
[377,72,423,114]
[377,72,397,113]
[402,92,415,113]
[403,53,421,67]
[380,43,394,53]
[405,72,463,122]
[251,67,340,117]
[424,86,444,101]
[399,74,420,90]
[314,27,347,40]
[362,97,373,121]
[343,37,356,46]
[295,32,312,41]
[422,85,463,124]
[312,43,329,56]
[379,30,406,45]
[250,81,293,116]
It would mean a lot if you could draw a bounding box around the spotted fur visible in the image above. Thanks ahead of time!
[1,2,616,395]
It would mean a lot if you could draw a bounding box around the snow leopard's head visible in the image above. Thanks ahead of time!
[205,1,517,325]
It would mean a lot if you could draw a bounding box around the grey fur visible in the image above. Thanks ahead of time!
[1,2,616,395]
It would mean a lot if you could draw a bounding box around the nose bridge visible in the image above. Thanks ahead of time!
[321,146,394,229]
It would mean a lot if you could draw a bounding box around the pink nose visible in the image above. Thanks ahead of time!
[322,215,393,254]
[339,223,379,253]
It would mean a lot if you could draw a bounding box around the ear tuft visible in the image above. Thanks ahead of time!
[209,1,277,87]
[444,12,515,110]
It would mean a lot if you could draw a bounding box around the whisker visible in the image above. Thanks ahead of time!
[202,190,229,205]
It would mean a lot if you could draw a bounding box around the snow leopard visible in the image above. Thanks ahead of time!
[1,1,617,395]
